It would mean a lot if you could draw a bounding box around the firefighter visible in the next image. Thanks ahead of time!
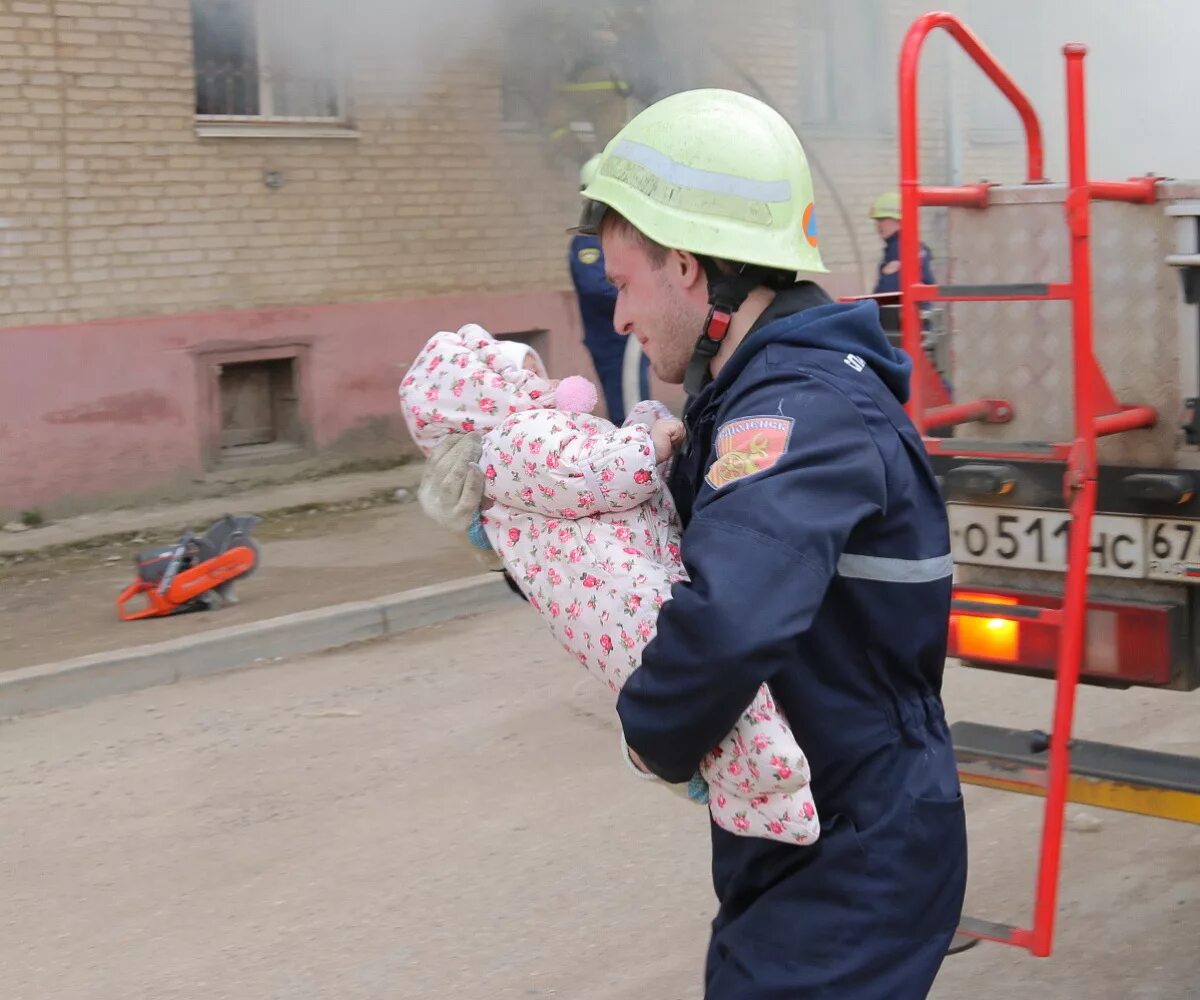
[870,191,953,405]
[870,190,935,297]
[543,65,633,168]
[420,89,966,998]
[569,155,650,424]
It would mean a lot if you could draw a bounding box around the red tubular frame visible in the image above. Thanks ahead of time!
[1090,177,1160,203]
[1027,43,1097,958]
[897,15,1159,958]
[1095,406,1159,437]
[900,12,1046,425]
[919,183,992,207]
[923,398,1011,430]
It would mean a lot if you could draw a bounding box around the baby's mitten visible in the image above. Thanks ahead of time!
[621,733,708,807]
[623,399,674,430]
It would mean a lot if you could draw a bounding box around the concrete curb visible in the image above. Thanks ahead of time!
[0,574,510,719]
[0,467,422,557]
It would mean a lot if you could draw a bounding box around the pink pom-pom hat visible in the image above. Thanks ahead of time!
[399,325,598,454]
[554,375,598,414]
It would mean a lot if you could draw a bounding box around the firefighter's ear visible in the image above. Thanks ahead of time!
[673,249,705,290]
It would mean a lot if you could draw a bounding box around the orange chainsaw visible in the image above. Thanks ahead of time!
[117,514,261,621]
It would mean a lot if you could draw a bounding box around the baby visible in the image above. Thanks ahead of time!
[400,324,819,846]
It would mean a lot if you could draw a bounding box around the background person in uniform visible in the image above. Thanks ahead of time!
[870,190,935,299]
[869,191,952,406]
[569,155,650,425]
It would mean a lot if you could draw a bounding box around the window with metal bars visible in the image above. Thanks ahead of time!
[191,0,345,120]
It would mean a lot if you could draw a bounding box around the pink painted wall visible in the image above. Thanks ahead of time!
[0,290,685,515]
[0,274,871,517]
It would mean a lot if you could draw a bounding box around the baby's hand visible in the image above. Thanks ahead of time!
[649,418,685,463]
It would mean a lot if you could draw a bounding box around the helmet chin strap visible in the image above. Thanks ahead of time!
[684,258,763,398]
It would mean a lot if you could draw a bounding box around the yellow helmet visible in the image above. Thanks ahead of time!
[580,89,827,274]
[869,191,902,221]
[579,154,603,191]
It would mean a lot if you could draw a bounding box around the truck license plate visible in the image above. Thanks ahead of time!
[947,505,1200,582]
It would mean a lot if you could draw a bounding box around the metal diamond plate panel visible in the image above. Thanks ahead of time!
[945,184,1193,468]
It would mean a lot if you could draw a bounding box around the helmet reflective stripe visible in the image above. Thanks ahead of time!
[610,139,794,205]
[604,141,779,228]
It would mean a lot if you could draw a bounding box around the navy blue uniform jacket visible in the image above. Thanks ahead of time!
[568,233,649,425]
[568,233,619,349]
[616,285,967,998]
[874,231,934,295]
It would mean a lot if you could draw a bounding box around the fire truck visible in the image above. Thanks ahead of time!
[888,12,1200,958]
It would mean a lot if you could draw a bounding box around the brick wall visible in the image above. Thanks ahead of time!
[0,0,1028,329]
[0,0,1038,514]
[0,0,583,329]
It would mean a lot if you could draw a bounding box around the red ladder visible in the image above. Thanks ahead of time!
[898,12,1159,957]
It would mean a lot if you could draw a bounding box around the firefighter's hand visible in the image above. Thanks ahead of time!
[418,433,486,532]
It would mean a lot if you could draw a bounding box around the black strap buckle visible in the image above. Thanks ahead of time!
[682,259,764,397]
[683,307,732,397]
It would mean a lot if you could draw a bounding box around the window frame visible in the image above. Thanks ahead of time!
[191,0,356,139]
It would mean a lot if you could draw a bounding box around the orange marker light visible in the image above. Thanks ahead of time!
[952,593,1020,663]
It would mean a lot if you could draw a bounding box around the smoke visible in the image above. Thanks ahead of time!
[340,0,694,109]
[191,0,696,153]
[941,0,1200,181]
[188,0,1200,290]
[190,1,686,97]
[190,0,526,111]
[193,1,1200,180]
[340,0,516,77]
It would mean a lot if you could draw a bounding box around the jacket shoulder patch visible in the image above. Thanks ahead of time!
[705,415,795,490]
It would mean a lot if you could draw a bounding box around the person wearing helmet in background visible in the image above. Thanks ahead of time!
[870,191,952,407]
[569,154,650,424]
[871,190,935,298]
[420,90,966,998]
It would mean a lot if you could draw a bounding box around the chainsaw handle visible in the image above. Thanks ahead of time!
[156,530,195,596]
[117,580,172,621]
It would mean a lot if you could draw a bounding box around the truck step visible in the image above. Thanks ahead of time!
[913,282,1073,302]
[952,720,1200,824]
[940,282,1060,298]
[925,438,1069,462]
[956,916,1023,947]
